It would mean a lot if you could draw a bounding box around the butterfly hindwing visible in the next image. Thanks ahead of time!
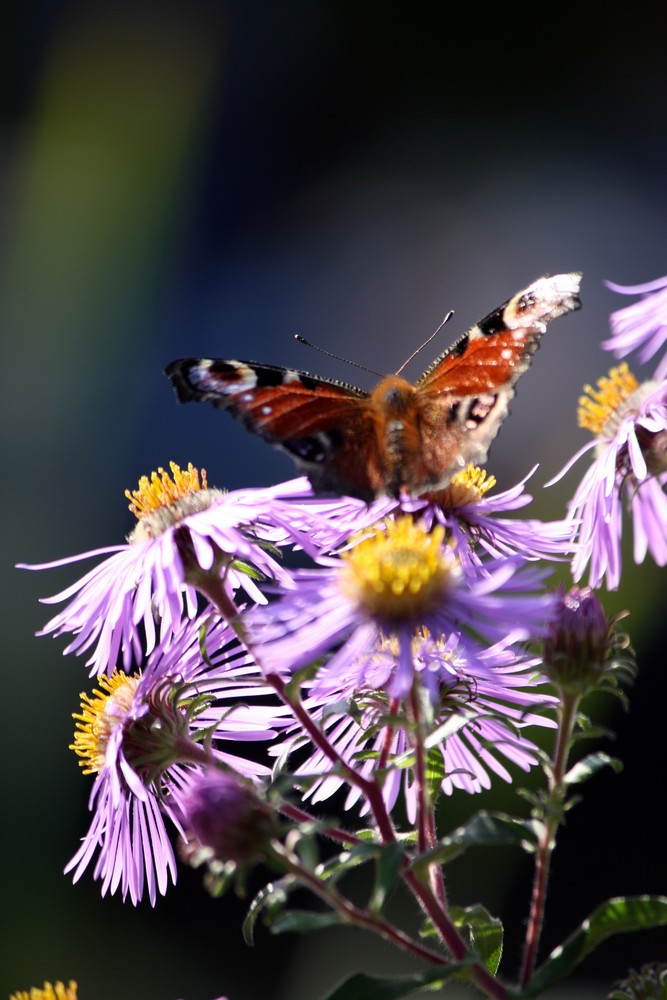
[166,273,582,498]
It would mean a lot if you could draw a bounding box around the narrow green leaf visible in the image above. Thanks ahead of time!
[564,751,623,787]
[242,879,291,945]
[424,745,446,805]
[319,962,476,1000]
[424,707,477,749]
[316,841,383,885]
[271,909,344,935]
[321,699,356,722]
[369,842,406,915]
[516,895,667,997]
[412,811,541,873]
[231,558,265,581]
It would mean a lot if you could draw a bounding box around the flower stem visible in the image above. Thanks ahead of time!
[272,842,449,966]
[409,685,447,909]
[267,671,399,846]
[520,688,580,986]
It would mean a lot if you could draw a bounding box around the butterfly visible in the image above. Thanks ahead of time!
[165,273,581,500]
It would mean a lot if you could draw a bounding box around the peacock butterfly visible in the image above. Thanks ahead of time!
[165,273,581,500]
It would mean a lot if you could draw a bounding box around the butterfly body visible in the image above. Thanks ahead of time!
[166,273,581,499]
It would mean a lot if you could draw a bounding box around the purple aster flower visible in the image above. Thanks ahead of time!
[248,515,554,701]
[603,274,667,377]
[65,613,280,905]
[407,465,575,573]
[273,632,556,815]
[554,364,667,589]
[19,464,363,677]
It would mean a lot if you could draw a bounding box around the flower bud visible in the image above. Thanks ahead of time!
[608,962,667,1000]
[543,586,611,693]
[182,770,275,865]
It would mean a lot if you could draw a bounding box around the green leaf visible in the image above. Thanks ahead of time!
[424,746,446,805]
[242,878,291,945]
[424,707,477,749]
[319,963,476,1000]
[231,558,265,581]
[564,751,623,787]
[316,841,383,885]
[369,842,406,915]
[450,904,503,974]
[515,895,667,997]
[412,811,542,872]
[321,699,356,723]
[271,909,344,935]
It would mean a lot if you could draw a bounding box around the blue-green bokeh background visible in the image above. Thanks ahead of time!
[3,3,666,997]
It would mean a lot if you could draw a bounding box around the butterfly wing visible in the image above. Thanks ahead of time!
[412,272,582,487]
[165,358,380,496]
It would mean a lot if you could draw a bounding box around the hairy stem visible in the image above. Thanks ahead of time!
[520,688,580,986]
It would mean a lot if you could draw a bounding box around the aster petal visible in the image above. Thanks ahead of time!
[603,276,667,364]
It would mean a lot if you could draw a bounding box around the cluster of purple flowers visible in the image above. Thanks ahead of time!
[554,274,667,588]
[20,270,667,906]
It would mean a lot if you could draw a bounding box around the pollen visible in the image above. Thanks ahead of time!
[71,671,141,775]
[578,363,639,435]
[437,465,496,508]
[341,517,456,620]
[125,461,224,541]
[126,461,208,518]
[10,983,78,1000]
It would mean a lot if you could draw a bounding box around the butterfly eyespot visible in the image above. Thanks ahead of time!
[466,395,497,428]
[284,431,340,464]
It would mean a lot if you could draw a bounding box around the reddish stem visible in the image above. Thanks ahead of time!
[520,689,580,986]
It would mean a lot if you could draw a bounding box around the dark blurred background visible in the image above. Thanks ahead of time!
[3,2,666,997]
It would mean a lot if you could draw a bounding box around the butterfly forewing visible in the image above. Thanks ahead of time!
[165,358,379,495]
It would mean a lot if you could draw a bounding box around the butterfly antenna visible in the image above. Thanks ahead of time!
[394,310,454,376]
[294,334,382,378]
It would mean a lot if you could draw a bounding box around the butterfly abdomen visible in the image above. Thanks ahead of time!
[369,376,423,497]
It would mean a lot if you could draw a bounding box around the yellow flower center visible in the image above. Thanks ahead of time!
[578,363,639,436]
[341,517,456,620]
[71,672,141,774]
[125,461,223,541]
[126,461,208,517]
[10,983,78,1000]
[433,465,496,508]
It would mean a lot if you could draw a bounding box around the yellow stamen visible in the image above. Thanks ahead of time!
[10,983,78,1000]
[437,465,496,507]
[126,461,208,520]
[341,517,456,620]
[578,363,639,436]
[71,672,141,774]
